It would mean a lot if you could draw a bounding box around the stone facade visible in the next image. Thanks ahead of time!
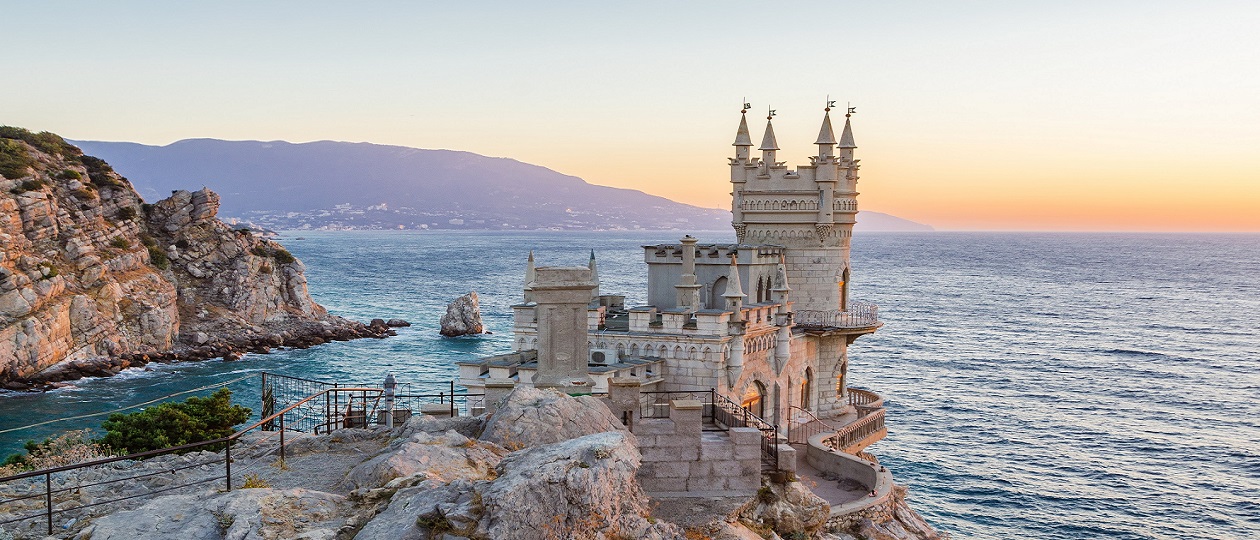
[634,399,762,496]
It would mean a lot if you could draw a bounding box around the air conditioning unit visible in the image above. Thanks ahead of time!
[589,348,619,366]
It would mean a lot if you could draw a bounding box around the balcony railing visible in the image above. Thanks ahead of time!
[794,301,879,330]
[824,408,886,452]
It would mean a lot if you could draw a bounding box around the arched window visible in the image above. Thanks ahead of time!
[711,276,728,309]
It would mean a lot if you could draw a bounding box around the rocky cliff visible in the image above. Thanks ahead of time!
[0,128,388,389]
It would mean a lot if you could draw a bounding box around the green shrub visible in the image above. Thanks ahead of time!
[272,248,296,265]
[56,169,83,180]
[0,139,36,180]
[110,237,130,249]
[147,244,169,269]
[138,233,157,248]
[80,155,124,187]
[117,206,138,221]
[0,126,81,158]
[175,238,190,250]
[98,388,250,455]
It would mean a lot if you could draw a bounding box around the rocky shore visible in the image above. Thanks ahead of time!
[0,129,403,391]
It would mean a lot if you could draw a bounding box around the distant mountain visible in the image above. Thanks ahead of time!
[71,139,931,232]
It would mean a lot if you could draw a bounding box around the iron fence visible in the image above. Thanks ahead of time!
[710,389,780,471]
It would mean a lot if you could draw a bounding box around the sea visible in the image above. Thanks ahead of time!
[1,231,1258,539]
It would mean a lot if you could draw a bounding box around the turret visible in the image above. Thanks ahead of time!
[722,254,746,387]
[772,254,792,372]
[523,250,536,303]
[588,249,600,303]
[732,109,753,232]
[674,235,702,313]
[838,111,857,162]
[732,111,752,162]
[815,108,838,227]
[759,114,779,168]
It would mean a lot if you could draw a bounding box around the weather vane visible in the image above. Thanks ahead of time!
[767,106,776,120]
[847,102,857,117]
[826,95,836,112]
[742,98,750,113]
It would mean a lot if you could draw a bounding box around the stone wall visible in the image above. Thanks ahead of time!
[633,398,761,496]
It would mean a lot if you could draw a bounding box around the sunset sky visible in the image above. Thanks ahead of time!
[4,1,1258,231]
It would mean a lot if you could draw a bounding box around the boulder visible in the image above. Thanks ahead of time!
[478,431,680,540]
[344,429,502,489]
[439,291,484,337]
[480,387,626,449]
[740,480,831,537]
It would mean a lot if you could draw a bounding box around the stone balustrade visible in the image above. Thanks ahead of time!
[824,408,886,453]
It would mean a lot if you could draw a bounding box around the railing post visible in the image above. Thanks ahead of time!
[225,438,232,491]
[45,472,52,535]
[279,412,286,462]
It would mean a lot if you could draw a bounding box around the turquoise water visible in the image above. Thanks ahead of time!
[2,231,1258,539]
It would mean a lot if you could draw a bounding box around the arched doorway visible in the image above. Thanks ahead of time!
[801,368,814,410]
[742,381,766,418]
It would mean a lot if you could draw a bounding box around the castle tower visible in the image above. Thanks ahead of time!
[729,105,861,314]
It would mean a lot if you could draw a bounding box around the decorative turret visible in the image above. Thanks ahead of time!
[815,109,837,159]
[759,110,779,167]
[523,250,536,303]
[772,254,792,372]
[838,110,857,161]
[588,250,600,303]
[732,110,752,161]
[722,253,747,387]
[674,236,702,313]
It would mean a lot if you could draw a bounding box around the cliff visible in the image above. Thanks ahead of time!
[0,128,388,389]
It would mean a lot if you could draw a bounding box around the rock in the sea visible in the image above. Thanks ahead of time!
[480,386,626,449]
[439,291,484,337]
[385,318,410,327]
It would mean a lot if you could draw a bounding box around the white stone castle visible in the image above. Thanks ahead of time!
[459,104,884,455]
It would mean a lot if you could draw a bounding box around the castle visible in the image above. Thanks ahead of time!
[459,104,884,458]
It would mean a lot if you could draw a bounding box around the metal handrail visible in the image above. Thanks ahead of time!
[795,301,880,329]
[0,386,381,535]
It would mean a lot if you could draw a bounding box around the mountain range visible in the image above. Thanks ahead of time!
[71,139,933,232]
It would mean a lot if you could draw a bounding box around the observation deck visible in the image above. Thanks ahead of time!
[793,300,881,335]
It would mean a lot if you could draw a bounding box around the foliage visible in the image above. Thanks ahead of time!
[272,248,296,264]
[0,430,115,476]
[37,262,58,280]
[147,244,169,269]
[0,126,82,159]
[98,388,250,455]
[117,206,138,221]
[110,237,131,249]
[241,473,270,489]
[10,179,46,194]
[0,139,36,180]
[57,169,83,180]
[80,155,125,187]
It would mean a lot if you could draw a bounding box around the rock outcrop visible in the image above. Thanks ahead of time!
[480,386,626,449]
[82,488,346,540]
[439,291,484,337]
[0,129,392,389]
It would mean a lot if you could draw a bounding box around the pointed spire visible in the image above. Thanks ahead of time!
[759,118,779,151]
[588,250,600,302]
[815,110,836,145]
[733,112,753,147]
[838,114,856,149]
[524,250,536,302]
[721,254,745,299]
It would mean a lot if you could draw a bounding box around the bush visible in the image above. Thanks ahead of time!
[56,169,83,180]
[0,126,81,159]
[98,388,250,455]
[272,248,296,265]
[80,155,124,187]
[117,206,137,221]
[0,139,36,180]
[110,237,130,249]
[147,244,169,269]
[0,430,115,475]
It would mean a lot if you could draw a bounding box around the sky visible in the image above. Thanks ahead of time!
[3,1,1259,231]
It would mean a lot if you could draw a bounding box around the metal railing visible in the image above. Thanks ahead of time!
[638,390,716,421]
[786,405,842,445]
[824,408,887,453]
[794,301,880,329]
[710,390,780,471]
[0,386,378,536]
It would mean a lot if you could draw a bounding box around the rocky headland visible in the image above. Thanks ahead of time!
[0,129,396,390]
[0,387,940,540]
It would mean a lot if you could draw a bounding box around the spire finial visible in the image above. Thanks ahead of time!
[741,98,750,114]
[766,105,776,121]
[825,95,835,112]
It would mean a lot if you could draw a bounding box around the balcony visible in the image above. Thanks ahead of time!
[794,301,880,331]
